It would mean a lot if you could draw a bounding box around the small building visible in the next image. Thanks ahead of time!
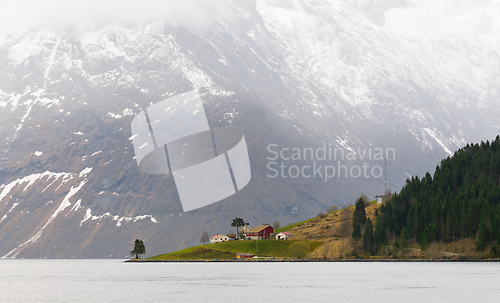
[210,234,229,243]
[276,232,293,240]
[236,253,254,259]
[375,195,384,204]
[227,234,237,240]
[238,225,253,238]
[245,225,274,240]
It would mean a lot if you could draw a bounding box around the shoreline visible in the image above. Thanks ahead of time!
[126,258,500,263]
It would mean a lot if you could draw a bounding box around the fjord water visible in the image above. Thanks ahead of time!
[1,260,499,302]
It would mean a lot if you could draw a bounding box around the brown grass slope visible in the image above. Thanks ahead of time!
[283,202,380,259]
[291,202,489,260]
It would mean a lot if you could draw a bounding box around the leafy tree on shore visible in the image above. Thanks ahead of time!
[131,239,146,259]
[273,221,280,230]
[231,218,245,239]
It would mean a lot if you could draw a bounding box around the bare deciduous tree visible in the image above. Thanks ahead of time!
[322,243,330,259]
[383,190,393,203]
[425,242,447,259]
[200,231,209,244]
[339,241,350,258]
[358,193,369,207]
[327,205,338,213]
[339,208,351,238]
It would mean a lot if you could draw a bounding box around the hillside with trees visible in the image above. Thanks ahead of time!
[140,137,500,261]
[374,136,500,257]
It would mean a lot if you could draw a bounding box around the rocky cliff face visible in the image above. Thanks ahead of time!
[0,0,499,258]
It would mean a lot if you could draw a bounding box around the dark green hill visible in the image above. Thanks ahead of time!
[374,136,500,255]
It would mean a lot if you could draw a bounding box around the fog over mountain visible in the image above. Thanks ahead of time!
[0,0,499,258]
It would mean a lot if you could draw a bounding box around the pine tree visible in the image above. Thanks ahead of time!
[374,137,500,252]
[363,218,374,255]
[476,221,491,251]
[373,217,386,252]
[353,197,366,227]
[352,222,362,240]
[399,226,408,249]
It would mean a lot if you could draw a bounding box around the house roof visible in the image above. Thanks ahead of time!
[279,232,292,236]
[247,225,272,233]
[210,234,227,238]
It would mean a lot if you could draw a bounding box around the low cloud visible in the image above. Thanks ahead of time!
[0,0,237,31]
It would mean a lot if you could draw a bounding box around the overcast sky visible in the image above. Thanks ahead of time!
[0,0,236,31]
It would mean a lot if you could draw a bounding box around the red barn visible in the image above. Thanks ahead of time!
[245,225,274,240]
[236,253,254,259]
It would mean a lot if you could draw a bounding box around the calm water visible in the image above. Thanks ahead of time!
[0,260,499,302]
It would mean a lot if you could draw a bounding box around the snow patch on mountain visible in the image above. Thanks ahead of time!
[423,128,453,156]
[37,96,60,108]
[44,35,62,79]
[69,199,82,213]
[1,169,91,259]
[79,167,93,178]
[0,90,23,109]
[7,32,51,66]
[80,208,158,227]
[0,171,72,203]
[108,108,134,119]
[0,202,19,223]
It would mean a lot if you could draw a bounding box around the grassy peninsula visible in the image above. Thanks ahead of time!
[137,137,500,261]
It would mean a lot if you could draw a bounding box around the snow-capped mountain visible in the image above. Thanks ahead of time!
[0,0,499,258]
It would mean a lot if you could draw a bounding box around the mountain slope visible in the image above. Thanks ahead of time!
[0,0,499,258]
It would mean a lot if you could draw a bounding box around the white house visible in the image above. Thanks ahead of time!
[210,234,229,243]
[276,232,293,240]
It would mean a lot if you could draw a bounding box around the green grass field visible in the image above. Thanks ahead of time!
[147,202,377,261]
[148,239,323,260]
[148,246,235,260]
